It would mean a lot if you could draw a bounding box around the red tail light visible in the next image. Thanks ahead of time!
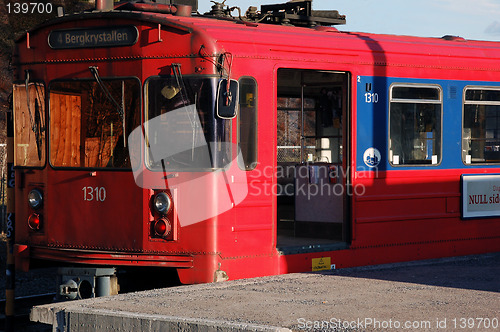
[28,213,42,231]
[153,218,172,237]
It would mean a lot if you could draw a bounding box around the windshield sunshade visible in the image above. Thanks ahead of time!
[13,82,46,167]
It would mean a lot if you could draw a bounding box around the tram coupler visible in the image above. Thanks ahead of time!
[57,267,119,300]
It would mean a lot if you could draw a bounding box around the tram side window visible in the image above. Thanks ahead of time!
[463,88,500,164]
[49,79,141,169]
[238,77,258,170]
[13,82,46,167]
[389,85,442,166]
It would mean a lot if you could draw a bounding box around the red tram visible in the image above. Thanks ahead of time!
[11,0,500,297]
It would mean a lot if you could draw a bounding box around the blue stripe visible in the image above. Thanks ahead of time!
[356,76,500,171]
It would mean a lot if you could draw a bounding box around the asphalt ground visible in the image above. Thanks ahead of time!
[31,252,500,331]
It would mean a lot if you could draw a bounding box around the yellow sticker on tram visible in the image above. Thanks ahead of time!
[312,257,331,271]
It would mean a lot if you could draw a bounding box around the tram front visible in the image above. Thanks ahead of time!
[12,4,241,295]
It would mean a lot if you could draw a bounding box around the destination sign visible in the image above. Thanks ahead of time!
[49,25,138,49]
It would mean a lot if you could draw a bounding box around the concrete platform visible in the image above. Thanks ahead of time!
[31,253,500,331]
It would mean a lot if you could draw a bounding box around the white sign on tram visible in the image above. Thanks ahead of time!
[462,174,500,218]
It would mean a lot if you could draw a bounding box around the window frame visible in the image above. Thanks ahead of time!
[48,76,142,171]
[12,80,47,169]
[237,76,258,171]
[462,85,500,165]
[143,75,232,172]
[388,83,443,167]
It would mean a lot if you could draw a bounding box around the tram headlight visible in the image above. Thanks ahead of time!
[28,189,43,210]
[153,192,172,215]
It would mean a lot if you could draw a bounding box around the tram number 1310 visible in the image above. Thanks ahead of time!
[364,92,379,103]
[82,186,107,202]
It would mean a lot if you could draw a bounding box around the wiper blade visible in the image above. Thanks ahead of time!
[172,63,200,162]
[89,66,126,146]
[25,70,43,160]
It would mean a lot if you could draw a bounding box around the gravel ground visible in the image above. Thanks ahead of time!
[0,239,58,300]
[0,239,56,332]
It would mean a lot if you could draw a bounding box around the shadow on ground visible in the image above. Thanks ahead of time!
[321,253,500,293]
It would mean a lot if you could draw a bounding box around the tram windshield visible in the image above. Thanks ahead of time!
[144,76,231,171]
[49,78,141,169]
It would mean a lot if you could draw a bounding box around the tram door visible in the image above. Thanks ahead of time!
[276,69,349,249]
